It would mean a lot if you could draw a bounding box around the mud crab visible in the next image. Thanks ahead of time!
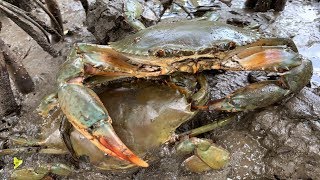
[1,14,312,179]
[49,18,311,167]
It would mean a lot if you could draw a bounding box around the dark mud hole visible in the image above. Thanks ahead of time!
[1,0,320,179]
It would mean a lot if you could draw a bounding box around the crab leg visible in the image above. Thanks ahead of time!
[57,44,150,167]
[196,46,312,112]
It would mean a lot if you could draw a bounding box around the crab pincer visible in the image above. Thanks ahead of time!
[58,83,148,167]
[56,46,149,167]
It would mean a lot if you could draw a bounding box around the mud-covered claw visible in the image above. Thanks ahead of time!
[195,144,229,170]
[177,138,230,172]
[183,144,230,173]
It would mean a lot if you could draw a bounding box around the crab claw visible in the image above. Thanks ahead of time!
[58,83,148,167]
[93,123,149,167]
[177,138,229,172]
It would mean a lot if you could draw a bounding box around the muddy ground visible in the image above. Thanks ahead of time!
[0,0,320,179]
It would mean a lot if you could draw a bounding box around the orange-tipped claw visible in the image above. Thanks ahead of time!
[58,84,148,167]
[93,122,149,167]
[99,138,149,167]
[70,120,148,167]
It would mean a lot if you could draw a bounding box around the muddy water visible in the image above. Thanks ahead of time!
[1,0,320,179]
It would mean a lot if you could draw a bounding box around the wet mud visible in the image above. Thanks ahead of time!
[1,0,320,179]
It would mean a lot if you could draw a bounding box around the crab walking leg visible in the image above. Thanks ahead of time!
[0,135,69,156]
[196,47,312,112]
[60,116,79,161]
[12,163,73,179]
[57,44,150,167]
[124,0,146,31]
[178,116,236,138]
[0,147,68,156]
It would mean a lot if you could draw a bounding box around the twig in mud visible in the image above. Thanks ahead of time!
[0,1,51,43]
[0,4,59,57]
[22,46,32,60]
[0,39,34,94]
[44,0,64,41]
[79,0,89,14]
[31,0,64,36]
[3,0,34,12]
[0,1,62,41]
[0,53,19,117]
[26,12,62,41]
